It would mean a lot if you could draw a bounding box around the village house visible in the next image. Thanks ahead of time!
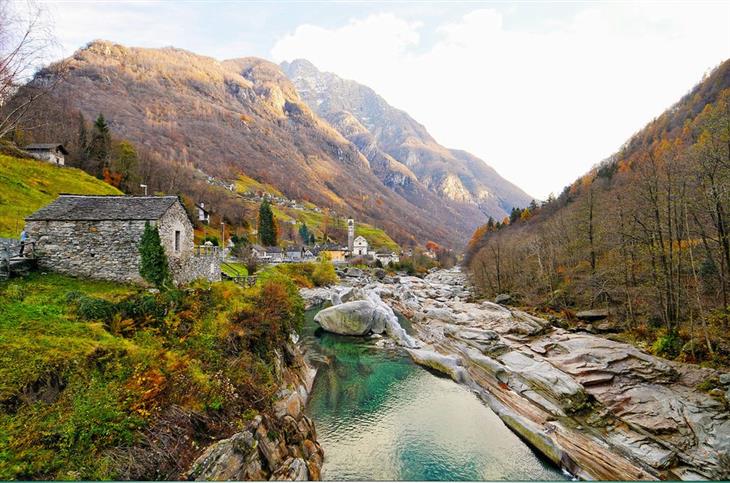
[285,246,303,262]
[266,246,284,263]
[24,143,68,166]
[374,249,400,266]
[196,202,210,224]
[320,243,347,263]
[25,195,221,285]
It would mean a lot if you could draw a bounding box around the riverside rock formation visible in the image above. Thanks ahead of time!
[302,269,730,481]
[185,342,323,481]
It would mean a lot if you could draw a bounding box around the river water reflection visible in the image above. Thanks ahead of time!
[302,309,567,481]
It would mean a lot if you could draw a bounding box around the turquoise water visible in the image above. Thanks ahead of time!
[302,309,567,481]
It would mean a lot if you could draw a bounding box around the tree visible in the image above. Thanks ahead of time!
[0,0,61,139]
[75,112,89,168]
[258,198,277,246]
[89,114,111,176]
[139,222,170,288]
[298,222,311,244]
[110,140,139,190]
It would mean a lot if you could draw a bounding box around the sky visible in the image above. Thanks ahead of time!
[36,1,730,199]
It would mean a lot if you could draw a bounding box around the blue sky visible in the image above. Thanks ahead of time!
[42,1,730,199]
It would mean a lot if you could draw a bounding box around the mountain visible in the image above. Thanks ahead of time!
[30,41,507,247]
[280,59,533,217]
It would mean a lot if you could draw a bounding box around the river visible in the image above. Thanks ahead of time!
[301,308,567,481]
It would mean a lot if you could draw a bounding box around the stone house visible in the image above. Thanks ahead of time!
[24,143,68,166]
[25,195,220,285]
[374,250,400,266]
[266,247,284,263]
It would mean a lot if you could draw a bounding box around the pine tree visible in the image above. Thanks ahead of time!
[76,113,89,168]
[89,114,111,176]
[139,222,170,288]
[298,222,310,244]
[258,198,277,246]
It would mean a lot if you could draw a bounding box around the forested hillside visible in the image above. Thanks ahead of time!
[9,40,497,247]
[465,60,730,366]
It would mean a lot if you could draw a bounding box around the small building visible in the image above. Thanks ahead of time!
[285,247,303,262]
[266,246,284,263]
[352,235,369,256]
[320,243,347,263]
[25,195,220,285]
[374,250,400,266]
[251,244,267,260]
[24,143,68,166]
[196,202,210,224]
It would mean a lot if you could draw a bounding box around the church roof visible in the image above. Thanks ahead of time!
[26,195,181,221]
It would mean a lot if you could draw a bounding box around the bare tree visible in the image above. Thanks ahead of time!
[0,0,62,139]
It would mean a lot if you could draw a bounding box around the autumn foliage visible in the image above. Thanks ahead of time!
[465,62,730,366]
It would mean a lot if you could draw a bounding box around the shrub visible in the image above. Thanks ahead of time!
[231,274,304,360]
[652,330,683,358]
[312,260,338,286]
[76,295,117,322]
[139,222,170,289]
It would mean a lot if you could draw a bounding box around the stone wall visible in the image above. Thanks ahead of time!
[27,219,148,283]
[171,254,221,285]
[26,202,220,285]
[0,238,20,257]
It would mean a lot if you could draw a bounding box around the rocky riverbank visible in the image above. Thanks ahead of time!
[185,342,323,480]
[301,268,730,481]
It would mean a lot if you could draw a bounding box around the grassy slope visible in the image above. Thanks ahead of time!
[239,199,398,250]
[0,155,121,237]
[0,272,301,479]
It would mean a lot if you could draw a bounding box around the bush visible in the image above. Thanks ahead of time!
[231,274,304,360]
[312,260,338,286]
[75,295,117,322]
[652,330,683,358]
[202,235,219,246]
[139,222,170,288]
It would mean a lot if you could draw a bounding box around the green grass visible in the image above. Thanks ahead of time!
[0,272,305,479]
[0,154,121,237]
[280,205,399,251]
[235,173,283,197]
[221,262,248,278]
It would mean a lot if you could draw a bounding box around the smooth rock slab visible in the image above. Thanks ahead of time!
[314,300,389,336]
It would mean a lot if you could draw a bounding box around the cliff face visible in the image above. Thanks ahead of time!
[281,59,534,219]
[40,41,502,247]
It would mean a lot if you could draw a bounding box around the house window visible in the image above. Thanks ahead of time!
[174,230,181,252]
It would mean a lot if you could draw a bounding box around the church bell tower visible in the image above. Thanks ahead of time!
[347,219,355,254]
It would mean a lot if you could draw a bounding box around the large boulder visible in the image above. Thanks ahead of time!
[576,309,609,321]
[313,300,388,336]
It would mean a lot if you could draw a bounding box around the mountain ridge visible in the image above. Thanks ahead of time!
[280,58,534,217]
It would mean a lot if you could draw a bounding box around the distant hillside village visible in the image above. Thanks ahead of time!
[0,142,444,285]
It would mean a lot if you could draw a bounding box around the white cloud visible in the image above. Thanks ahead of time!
[271,4,730,199]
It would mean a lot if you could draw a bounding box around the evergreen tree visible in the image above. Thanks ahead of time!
[309,233,316,245]
[76,113,89,168]
[298,222,310,244]
[258,198,277,246]
[89,114,111,176]
[139,222,170,288]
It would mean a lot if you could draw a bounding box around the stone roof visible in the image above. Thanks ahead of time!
[26,195,180,221]
[24,143,69,154]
